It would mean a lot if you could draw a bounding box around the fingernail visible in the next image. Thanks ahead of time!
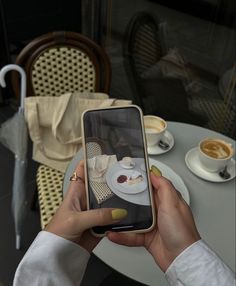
[150,165,162,176]
[112,209,128,220]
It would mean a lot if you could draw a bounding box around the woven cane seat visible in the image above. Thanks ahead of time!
[189,96,236,138]
[86,138,114,204]
[36,165,64,228]
[13,31,111,228]
[89,181,114,204]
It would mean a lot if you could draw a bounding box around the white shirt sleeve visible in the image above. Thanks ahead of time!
[13,231,90,286]
[165,239,236,286]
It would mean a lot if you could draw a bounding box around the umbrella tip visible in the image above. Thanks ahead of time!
[16,234,21,250]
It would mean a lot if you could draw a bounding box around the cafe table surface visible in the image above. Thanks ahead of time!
[63,122,235,286]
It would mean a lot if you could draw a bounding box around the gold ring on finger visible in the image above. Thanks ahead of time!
[69,172,83,182]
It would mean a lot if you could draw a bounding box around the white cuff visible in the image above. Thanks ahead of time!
[14,231,90,286]
[165,240,235,286]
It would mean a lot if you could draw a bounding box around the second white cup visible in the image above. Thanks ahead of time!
[198,138,234,172]
[144,115,167,147]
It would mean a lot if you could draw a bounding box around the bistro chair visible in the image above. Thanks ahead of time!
[123,12,207,125]
[86,137,106,159]
[123,11,167,108]
[12,31,111,228]
[86,137,114,205]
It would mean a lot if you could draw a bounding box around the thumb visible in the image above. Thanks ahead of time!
[150,173,181,207]
[76,208,128,232]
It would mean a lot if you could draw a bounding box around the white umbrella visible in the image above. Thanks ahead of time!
[0,64,27,249]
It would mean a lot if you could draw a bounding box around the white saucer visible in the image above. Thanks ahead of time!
[185,147,236,183]
[119,161,135,169]
[147,130,174,155]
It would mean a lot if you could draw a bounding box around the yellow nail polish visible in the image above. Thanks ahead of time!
[112,209,128,220]
[150,165,162,176]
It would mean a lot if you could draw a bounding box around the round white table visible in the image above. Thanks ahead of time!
[63,122,235,285]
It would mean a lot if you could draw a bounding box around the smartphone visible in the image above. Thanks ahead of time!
[82,105,155,236]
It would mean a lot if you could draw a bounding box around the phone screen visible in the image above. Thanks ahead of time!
[82,106,154,235]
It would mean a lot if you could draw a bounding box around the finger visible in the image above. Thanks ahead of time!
[70,160,85,186]
[72,160,87,210]
[150,173,181,207]
[76,160,85,180]
[66,161,85,193]
[176,190,182,199]
[75,208,128,232]
[107,232,145,247]
[64,160,86,208]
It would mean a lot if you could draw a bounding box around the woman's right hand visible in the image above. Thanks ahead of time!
[107,172,201,272]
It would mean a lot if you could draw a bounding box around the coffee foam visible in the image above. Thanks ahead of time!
[145,125,163,133]
[144,119,166,134]
[200,140,231,159]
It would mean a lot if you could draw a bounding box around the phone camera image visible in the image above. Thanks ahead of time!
[83,106,154,235]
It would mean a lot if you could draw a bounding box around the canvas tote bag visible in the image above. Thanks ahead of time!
[25,92,132,172]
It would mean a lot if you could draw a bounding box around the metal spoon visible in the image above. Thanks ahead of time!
[219,166,231,180]
[158,140,170,150]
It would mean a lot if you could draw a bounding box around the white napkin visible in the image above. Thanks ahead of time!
[88,154,117,183]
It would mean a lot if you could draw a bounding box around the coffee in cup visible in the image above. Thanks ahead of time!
[144,115,167,147]
[198,138,234,172]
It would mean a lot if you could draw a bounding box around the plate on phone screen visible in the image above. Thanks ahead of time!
[106,167,147,194]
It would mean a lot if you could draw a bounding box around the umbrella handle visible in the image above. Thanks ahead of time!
[0,64,26,110]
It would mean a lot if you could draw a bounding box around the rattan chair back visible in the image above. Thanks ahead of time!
[12,31,111,98]
[124,12,166,76]
[123,12,166,107]
[86,137,106,158]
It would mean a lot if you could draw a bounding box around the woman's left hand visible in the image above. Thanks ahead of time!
[45,160,127,252]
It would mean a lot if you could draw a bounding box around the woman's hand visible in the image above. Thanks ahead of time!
[107,172,201,272]
[45,160,127,253]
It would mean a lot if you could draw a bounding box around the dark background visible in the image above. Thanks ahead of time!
[0,0,82,102]
[149,0,236,28]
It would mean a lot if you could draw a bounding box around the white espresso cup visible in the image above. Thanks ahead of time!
[198,138,234,172]
[120,156,135,168]
[144,115,167,147]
